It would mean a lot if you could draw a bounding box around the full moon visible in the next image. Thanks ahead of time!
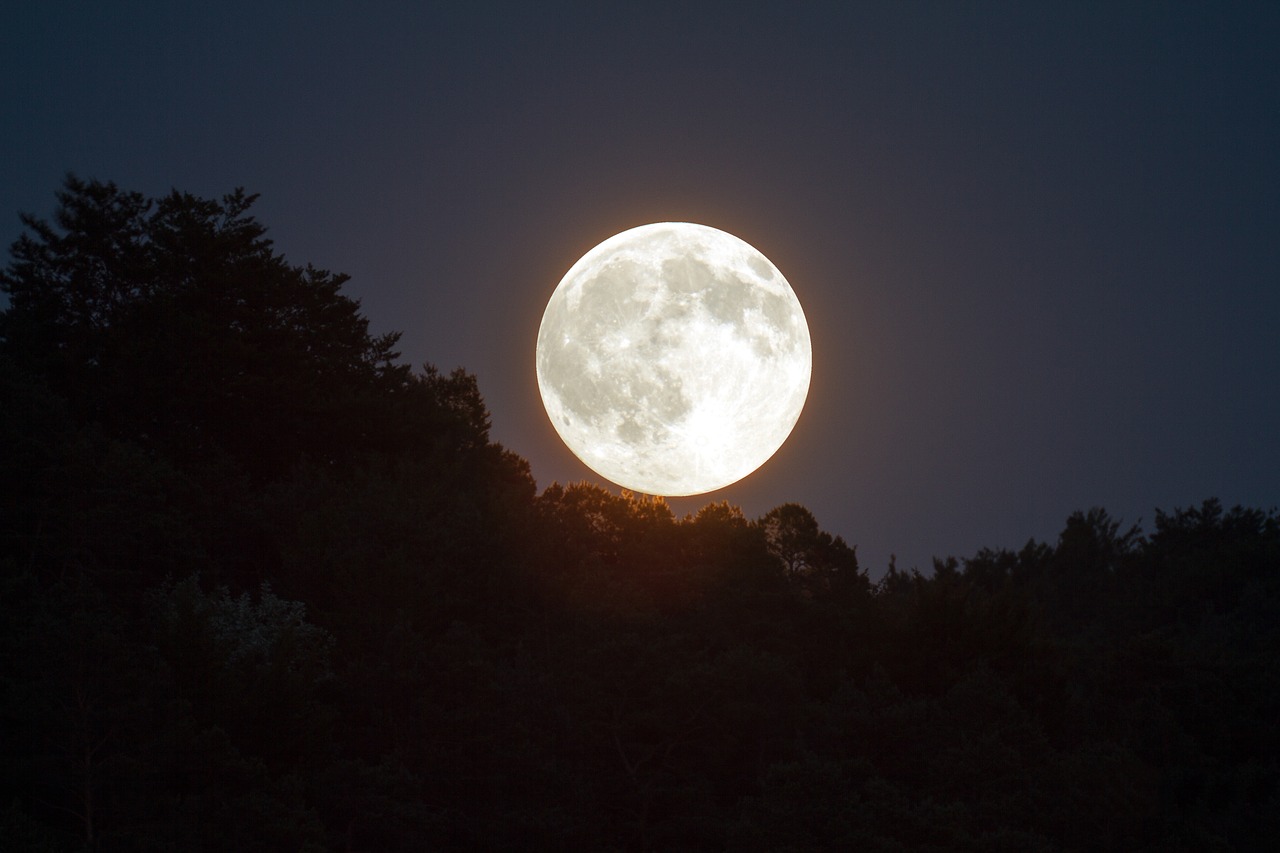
[536,222,811,496]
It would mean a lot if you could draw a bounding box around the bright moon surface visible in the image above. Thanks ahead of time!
[536,222,811,496]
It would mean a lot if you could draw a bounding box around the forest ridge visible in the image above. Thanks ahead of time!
[2,179,1277,851]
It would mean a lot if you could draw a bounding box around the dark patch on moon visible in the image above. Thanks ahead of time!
[701,271,752,326]
[662,256,710,295]
[617,418,645,443]
[750,332,777,359]
[760,291,794,328]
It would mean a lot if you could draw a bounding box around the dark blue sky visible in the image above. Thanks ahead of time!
[4,1,1278,574]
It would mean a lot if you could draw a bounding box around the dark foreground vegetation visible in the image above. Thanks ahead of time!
[2,179,1277,851]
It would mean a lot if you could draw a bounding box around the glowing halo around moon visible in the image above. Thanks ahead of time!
[536,222,811,496]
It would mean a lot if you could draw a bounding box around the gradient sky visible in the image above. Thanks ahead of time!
[4,2,1278,575]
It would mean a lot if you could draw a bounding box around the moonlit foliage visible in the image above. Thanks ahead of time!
[536,223,811,496]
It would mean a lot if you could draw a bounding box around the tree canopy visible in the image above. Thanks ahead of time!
[1,176,420,482]
[2,177,1276,851]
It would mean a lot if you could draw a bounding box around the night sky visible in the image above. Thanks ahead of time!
[4,2,1278,575]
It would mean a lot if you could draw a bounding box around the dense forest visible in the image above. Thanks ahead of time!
[2,178,1277,851]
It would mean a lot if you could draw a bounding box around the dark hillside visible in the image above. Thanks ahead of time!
[3,179,1276,851]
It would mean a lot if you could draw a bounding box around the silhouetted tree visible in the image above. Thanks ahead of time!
[5,176,1279,850]
[1,175,409,483]
[1042,507,1142,634]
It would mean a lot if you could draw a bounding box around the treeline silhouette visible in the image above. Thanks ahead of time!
[2,178,1276,851]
